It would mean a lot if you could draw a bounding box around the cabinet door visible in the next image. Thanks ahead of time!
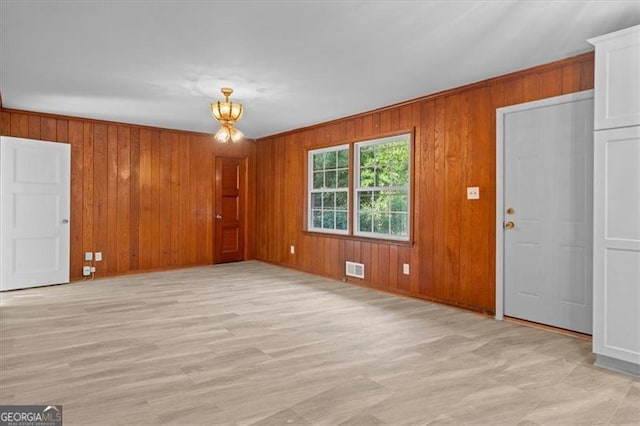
[592,126,640,366]
[590,26,640,130]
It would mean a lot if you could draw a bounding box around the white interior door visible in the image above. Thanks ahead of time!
[0,136,71,291]
[503,94,594,334]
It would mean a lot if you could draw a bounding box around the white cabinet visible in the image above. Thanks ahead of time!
[592,127,640,374]
[589,26,640,130]
[589,25,640,377]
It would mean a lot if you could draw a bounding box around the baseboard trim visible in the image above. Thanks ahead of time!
[594,354,640,378]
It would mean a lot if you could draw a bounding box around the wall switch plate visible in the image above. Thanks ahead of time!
[85,252,93,261]
[403,263,410,275]
[82,266,91,276]
[467,187,480,200]
[290,245,295,254]
[95,252,102,261]
[90,266,96,273]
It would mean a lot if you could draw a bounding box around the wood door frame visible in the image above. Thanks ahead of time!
[214,155,248,264]
[495,90,594,320]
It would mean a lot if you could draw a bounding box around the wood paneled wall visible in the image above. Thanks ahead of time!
[0,111,256,281]
[255,53,595,314]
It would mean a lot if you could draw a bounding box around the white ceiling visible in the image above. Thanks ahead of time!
[1,1,639,139]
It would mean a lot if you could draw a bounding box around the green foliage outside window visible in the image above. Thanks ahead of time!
[357,137,410,239]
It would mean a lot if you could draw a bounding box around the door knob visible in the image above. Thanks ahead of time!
[215,214,223,220]
[504,221,515,229]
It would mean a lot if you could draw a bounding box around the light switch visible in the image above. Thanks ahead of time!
[95,252,102,261]
[85,252,93,261]
[467,187,480,200]
[403,263,410,275]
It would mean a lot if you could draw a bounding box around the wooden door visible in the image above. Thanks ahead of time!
[503,95,594,334]
[1,136,71,290]
[215,157,245,263]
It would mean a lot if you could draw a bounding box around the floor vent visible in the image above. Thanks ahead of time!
[345,261,365,279]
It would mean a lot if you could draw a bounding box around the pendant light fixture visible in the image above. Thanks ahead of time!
[211,87,244,143]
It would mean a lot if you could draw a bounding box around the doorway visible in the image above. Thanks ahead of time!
[1,136,71,290]
[496,91,594,334]
[215,157,246,263]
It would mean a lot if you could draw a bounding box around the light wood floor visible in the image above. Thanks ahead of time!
[1,261,638,425]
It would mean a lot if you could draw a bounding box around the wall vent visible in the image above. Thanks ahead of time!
[345,261,365,279]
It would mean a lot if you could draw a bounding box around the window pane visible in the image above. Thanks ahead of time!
[373,213,390,234]
[354,135,410,240]
[325,151,337,168]
[390,160,409,185]
[337,168,348,188]
[373,190,390,211]
[336,211,347,230]
[359,211,372,233]
[325,170,337,188]
[360,167,375,187]
[311,192,323,208]
[389,192,407,212]
[359,191,373,210]
[375,168,390,187]
[337,149,348,167]
[335,191,348,209]
[361,146,375,166]
[313,153,324,170]
[322,210,335,229]
[313,210,322,228]
[323,192,335,209]
[309,145,349,234]
[390,213,408,235]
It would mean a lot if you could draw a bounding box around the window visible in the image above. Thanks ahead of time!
[307,133,411,242]
[355,134,410,241]
[308,145,349,234]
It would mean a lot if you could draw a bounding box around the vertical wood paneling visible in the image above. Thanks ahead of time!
[159,132,172,266]
[41,117,57,141]
[178,134,190,265]
[116,126,131,272]
[129,128,140,271]
[69,121,84,279]
[1,110,255,281]
[93,124,109,273]
[11,113,28,137]
[255,52,594,314]
[170,133,181,266]
[0,111,10,135]
[150,130,161,268]
[106,125,118,274]
[28,115,40,139]
[82,123,95,271]
[138,129,153,270]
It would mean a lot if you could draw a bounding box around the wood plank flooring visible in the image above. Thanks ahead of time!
[1,261,638,425]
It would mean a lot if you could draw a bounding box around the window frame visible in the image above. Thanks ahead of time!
[354,133,412,242]
[307,144,351,235]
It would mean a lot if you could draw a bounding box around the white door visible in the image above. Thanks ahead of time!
[0,136,71,291]
[503,94,594,334]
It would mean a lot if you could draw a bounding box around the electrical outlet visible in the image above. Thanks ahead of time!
[85,251,93,261]
[95,252,102,261]
[403,263,410,275]
[90,266,96,273]
[467,187,480,200]
[290,245,295,254]
[82,266,91,276]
